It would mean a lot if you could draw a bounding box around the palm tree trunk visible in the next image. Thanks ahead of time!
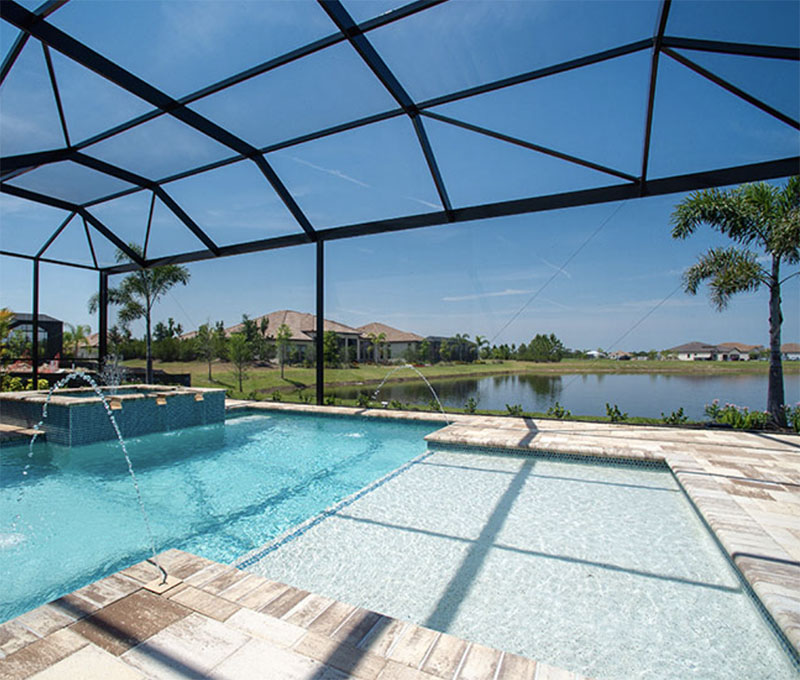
[145,312,153,384]
[767,256,786,428]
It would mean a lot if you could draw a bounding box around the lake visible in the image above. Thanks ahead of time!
[332,371,800,420]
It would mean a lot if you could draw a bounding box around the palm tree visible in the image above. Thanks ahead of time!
[474,334,489,361]
[63,323,91,359]
[671,177,799,427]
[90,244,190,384]
[367,331,386,364]
[453,333,470,361]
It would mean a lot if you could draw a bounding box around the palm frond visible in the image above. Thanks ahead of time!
[683,247,764,310]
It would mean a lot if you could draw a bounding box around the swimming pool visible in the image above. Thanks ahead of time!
[0,411,435,621]
[244,446,798,680]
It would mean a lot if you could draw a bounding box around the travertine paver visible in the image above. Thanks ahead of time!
[0,548,587,679]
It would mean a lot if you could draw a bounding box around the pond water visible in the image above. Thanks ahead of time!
[332,371,800,420]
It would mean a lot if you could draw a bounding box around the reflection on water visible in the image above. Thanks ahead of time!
[334,372,800,420]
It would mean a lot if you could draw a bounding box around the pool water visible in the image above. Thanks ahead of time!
[0,411,435,621]
[245,447,797,680]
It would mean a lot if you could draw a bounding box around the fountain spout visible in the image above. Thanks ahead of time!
[371,363,451,425]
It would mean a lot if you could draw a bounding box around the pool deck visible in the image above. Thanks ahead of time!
[2,403,798,678]
[0,549,587,679]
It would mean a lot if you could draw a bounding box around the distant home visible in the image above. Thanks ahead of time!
[667,341,761,361]
[7,312,63,360]
[782,343,800,361]
[195,311,425,363]
[357,322,424,362]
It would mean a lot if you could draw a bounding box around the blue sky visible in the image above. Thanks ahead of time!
[1,0,798,351]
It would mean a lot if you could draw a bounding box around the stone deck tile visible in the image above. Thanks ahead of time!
[330,607,383,645]
[28,644,145,680]
[69,589,190,656]
[358,616,408,658]
[0,628,88,679]
[224,608,306,648]
[284,594,338,628]
[421,632,469,678]
[11,604,76,639]
[168,585,241,622]
[261,586,310,619]
[307,600,358,637]
[120,612,249,679]
[386,624,438,668]
[496,651,537,680]
[235,579,289,610]
[0,620,40,657]
[456,643,502,680]
[294,630,387,680]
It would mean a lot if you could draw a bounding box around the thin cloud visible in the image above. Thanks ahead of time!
[290,157,370,188]
[405,196,440,209]
[443,288,534,302]
[539,257,571,279]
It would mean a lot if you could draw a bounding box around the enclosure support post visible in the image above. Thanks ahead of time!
[98,271,108,371]
[316,239,324,406]
[32,258,39,386]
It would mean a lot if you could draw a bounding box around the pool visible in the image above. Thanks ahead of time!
[0,411,436,621]
[243,446,798,680]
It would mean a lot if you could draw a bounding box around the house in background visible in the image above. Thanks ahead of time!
[668,342,720,361]
[782,343,800,361]
[356,322,424,362]
[717,342,760,361]
[668,341,760,361]
[224,310,364,362]
[7,312,63,359]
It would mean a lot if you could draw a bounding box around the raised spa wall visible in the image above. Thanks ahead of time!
[0,385,226,446]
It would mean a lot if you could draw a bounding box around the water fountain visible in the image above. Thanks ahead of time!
[369,363,451,425]
[10,370,167,583]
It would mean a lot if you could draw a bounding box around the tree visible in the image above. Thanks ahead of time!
[322,331,340,367]
[439,338,452,362]
[528,333,565,362]
[6,329,29,359]
[419,338,431,364]
[671,177,799,427]
[227,333,252,393]
[474,334,489,361]
[90,244,190,384]
[275,323,292,379]
[367,331,386,364]
[63,323,91,359]
[153,318,182,342]
[453,333,470,361]
[0,308,13,365]
[195,322,219,381]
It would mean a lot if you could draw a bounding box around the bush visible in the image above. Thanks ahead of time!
[547,401,571,419]
[427,398,440,411]
[464,397,478,414]
[605,403,628,423]
[785,404,800,433]
[324,395,336,406]
[506,403,524,416]
[2,376,24,392]
[246,391,260,401]
[270,390,282,402]
[356,392,371,408]
[661,407,688,425]
[705,402,768,429]
[299,392,312,404]
[389,399,403,410]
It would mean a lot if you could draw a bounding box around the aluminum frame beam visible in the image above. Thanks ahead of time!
[103,156,799,275]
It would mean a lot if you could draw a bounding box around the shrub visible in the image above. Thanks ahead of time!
[785,404,800,433]
[605,403,628,423]
[705,402,769,429]
[464,397,478,414]
[506,403,524,416]
[661,407,688,425]
[246,391,260,401]
[547,401,571,419]
[427,398,440,411]
[1,376,24,392]
[271,390,282,402]
[324,395,336,406]
[299,392,312,404]
[356,392,371,408]
[389,399,403,410]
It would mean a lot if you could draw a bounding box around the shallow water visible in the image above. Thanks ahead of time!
[247,448,797,680]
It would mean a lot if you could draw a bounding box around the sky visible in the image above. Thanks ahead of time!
[1,0,798,352]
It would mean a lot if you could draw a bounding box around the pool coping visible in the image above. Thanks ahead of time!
[227,401,800,660]
[0,549,587,680]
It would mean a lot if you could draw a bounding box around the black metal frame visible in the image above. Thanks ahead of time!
[1,0,798,402]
